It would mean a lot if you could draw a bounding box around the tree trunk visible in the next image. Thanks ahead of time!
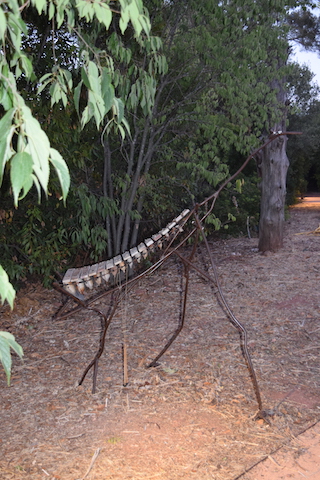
[258,130,289,252]
[258,45,290,254]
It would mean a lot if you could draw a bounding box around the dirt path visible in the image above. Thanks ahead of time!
[1,197,320,480]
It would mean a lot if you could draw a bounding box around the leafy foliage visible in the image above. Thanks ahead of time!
[0,0,154,207]
[0,184,120,286]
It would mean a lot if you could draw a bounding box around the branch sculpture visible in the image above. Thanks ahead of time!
[53,131,302,421]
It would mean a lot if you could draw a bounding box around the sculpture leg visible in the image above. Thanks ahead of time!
[148,262,190,368]
[147,234,199,368]
[78,292,121,393]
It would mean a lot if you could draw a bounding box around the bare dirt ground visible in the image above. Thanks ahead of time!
[1,196,320,480]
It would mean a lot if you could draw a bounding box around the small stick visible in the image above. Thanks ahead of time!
[78,448,101,480]
[123,343,128,386]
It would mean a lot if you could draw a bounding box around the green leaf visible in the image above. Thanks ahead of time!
[0,8,7,42]
[50,81,61,106]
[60,91,68,108]
[37,76,52,95]
[0,338,11,385]
[31,0,47,15]
[81,66,91,89]
[22,106,50,193]
[119,9,129,34]
[31,173,41,200]
[0,266,15,309]
[74,80,82,115]
[87,61,100,94]
[235,178,244,193]
[0,331,23,358]
[0,81,13,110]
[0,330,23,386]
[113,97,124,124]
[48,1,55,19]
[121,117,131,136]
[0,107,15,138]
[20,54,33,79]
[49,148,70,201]
[0,108,15,185]
[93,2,112,29]
[118,123,125,140]
[10,152,33,206]
[60,68,72,90]
[101,69,114,113]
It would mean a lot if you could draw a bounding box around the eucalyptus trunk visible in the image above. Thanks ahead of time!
[258,130,289,252]
[257,46,290,253]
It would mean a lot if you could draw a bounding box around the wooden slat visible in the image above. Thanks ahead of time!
[113,255,122,266]
[88,263,99,277]
[173,209,189,224]
[152,232,162,242]
[80,266,91,281]
[122,251,133,265]
[70,268,83,283]
[113,255,125,271]
[130,247,141,261]
[144,238,154,248]
[97,261,106,274]
[137,242,148,258]
[166,221,176,230]
[105,259,115,270]
[160,227,169,237]
[63,268,76,285]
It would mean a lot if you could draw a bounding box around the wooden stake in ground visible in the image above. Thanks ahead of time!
[123,342,128,386]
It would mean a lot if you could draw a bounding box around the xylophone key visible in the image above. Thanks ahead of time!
[122,250,133,264]
[137,242,148,258]
[62,268,76,285]
[130,247,141,262]
[113,255,125,272]
[166,221,176,230]
[144,238,154,249]
[160,227,169,237]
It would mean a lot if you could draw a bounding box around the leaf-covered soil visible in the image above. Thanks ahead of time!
[1,196,320,480]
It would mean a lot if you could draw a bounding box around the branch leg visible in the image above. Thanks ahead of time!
[193,211,263,412]
[148,266,189,367]
[78,292,121,393]
[148,234,199,368]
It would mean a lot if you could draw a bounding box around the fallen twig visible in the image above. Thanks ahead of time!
[77,447,101,480]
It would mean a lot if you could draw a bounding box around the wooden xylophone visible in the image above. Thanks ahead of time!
[61,209,190,297]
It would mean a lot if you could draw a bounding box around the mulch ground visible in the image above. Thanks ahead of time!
[1,199,320,480]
